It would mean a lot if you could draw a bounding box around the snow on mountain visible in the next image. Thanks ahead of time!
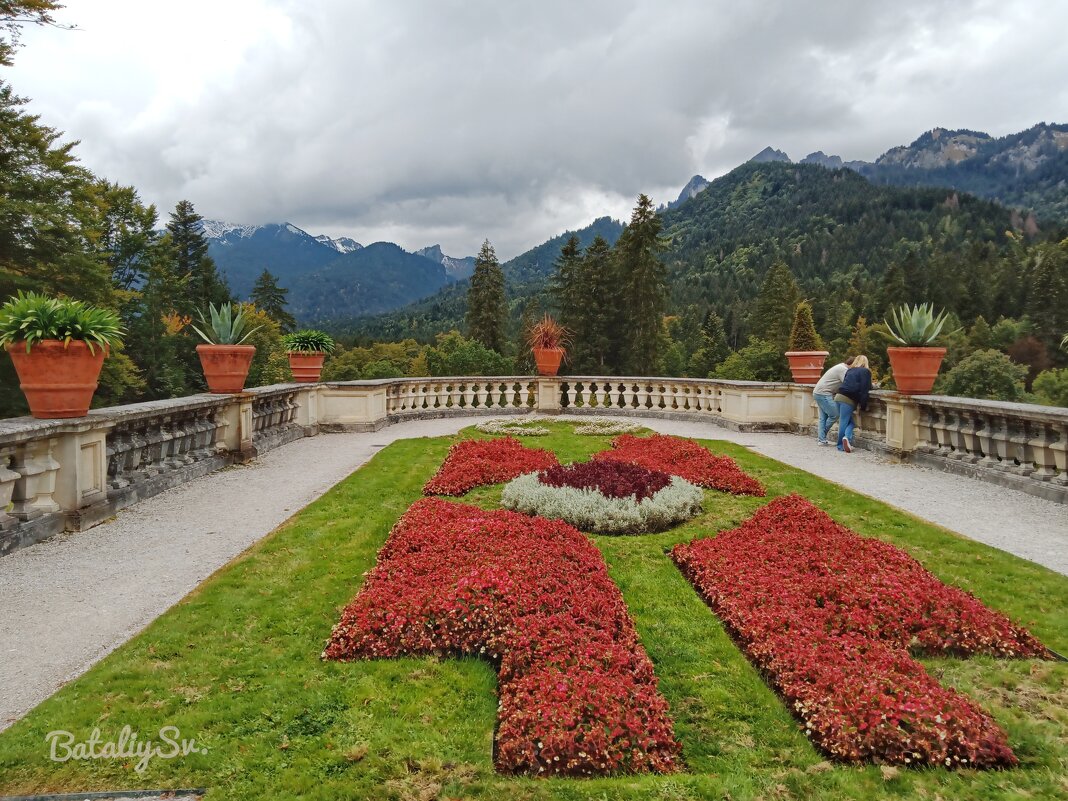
[200,219,258,240]
[315,234,363,254]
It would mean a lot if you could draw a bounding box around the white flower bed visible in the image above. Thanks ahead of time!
[474,417,551,436]
[501,472,704,534]
[571,418,644,436]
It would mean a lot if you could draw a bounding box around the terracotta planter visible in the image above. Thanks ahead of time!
[6,340,107,419]
[288,351,326,383]
[887,346,947,394]
[533,347,564,376]
[196,344,256,393]
[784,350,829,384]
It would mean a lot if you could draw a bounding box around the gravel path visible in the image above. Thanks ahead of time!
[1,415,1065,732]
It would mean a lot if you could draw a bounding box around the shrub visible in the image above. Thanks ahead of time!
[423,437,558,496]
[713,338,789,382]
[940,349,1027,401]
[501,470,703,534]
[593,434,765,496]
[323,498,681,776]
[788,300,824,351]
[672,495,1050,768]
[426,330,514,376]
[538,460,671,501]
[1033,367,1068,407]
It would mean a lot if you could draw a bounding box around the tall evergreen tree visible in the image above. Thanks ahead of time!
[571,235,619,373]
[164,199,231,313]
[1027,239,1068,358]
[751,261,801,350]
[615,194,667,374]
[550,235,582,335]
[250,269,296,332]
[466,239,506,353]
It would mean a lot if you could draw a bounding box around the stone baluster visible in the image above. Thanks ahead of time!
[9,439,60,520]
[1051,420,1068,486]
[591,380,607,409]
[1028,422,1058,482]
[0,446,19,530]
[1005,417,1033,476]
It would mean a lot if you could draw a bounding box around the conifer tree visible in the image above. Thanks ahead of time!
[250,269,296,332]
[1027,239,1068,356]
[615,194,667,374]
[550,235,583,338]
[466,239,506,353]
[573,235,619,373]
[751,261,801,350]
[788,300,824,351]
[165,200,231,313]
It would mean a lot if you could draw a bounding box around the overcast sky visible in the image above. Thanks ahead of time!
[8,1,1068,259]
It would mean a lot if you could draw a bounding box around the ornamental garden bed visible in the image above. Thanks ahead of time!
[501,460,704,534]
[0,423,1064,801]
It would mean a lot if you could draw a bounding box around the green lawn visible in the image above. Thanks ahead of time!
[0,423,1065,800]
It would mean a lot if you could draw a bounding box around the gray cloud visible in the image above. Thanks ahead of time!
[8,0,1068,259]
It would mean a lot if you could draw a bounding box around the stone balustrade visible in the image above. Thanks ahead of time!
[2,376,1065,556]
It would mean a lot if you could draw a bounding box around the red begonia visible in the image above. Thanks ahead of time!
[672,494,1050,769]
[422,436,559,496]
[593,433,765,496]
[324,498,681,776]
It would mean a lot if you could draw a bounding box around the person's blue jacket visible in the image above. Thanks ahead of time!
[838,367,872,411]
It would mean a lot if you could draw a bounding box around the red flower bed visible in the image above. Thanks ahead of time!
[594,433,765,496]
[324,498,681,776]
[672,495,1050,769]
[423,437,558,496]
[537,460,672,501]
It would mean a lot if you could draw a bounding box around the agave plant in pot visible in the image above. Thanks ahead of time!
[526,314,570,376]
[881,303,959,394]
[784,300,828,384]
[191,303,261,393]
[0,292,125,418]
[281,329,335,383]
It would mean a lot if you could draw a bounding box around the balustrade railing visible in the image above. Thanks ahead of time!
[2,377,1065,556]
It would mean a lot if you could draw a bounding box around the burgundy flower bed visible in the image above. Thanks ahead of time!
[672,494,1051,769]
[537,460,672,501]
[422,436,559,496]
[594,433,765,496]
[324,498,681,776]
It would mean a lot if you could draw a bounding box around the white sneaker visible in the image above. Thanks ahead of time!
[842,438,852,453]
[817,440,829,446]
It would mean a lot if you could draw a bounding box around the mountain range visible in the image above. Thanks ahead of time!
[671,122,1068,221]
[203,221,476,323]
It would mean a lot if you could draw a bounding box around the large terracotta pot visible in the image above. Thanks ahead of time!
[6,340,107,419]
[533,347,564,376]
[784,350,829,384]
[288,351,326,383]
[196,344,256,393]
[887,346,947,394]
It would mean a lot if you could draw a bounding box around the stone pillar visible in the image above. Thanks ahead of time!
[0,445,19,531]
[882,393,920,455]
[219,394,257,462]
[9,438,60,520]
[52,425,111,528]
[790,385,816,430]
[292,386,320,436]
[536,378,562,413]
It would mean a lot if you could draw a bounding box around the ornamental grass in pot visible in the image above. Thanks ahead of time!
[281,329,335,383]
[526,314,570,376]
[880,303,959,394]
[0,292,124,418]
[784,300,828,384]
[191,303,261,393]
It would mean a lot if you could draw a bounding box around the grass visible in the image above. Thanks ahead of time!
[0,422,1065,800]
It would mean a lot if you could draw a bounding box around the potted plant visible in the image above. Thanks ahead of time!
[526,314,569,376]
[190,303,261,393]
[784,300,828,384]
[281,329,335,383]
[880,303,958,394]
[0,292,125,418]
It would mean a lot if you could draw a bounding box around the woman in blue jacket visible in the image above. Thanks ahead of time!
[833,355,872,453]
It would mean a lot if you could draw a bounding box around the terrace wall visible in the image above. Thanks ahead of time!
[2,377,1065,555]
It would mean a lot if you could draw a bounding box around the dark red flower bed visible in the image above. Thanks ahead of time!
[423,437,559,496]
[324,498,681,776]
[537,460,672,501]
[672,494,1050,769]
[594,433,765,496]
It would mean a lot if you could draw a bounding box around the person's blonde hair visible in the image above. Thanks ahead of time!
[852,355,869,369]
